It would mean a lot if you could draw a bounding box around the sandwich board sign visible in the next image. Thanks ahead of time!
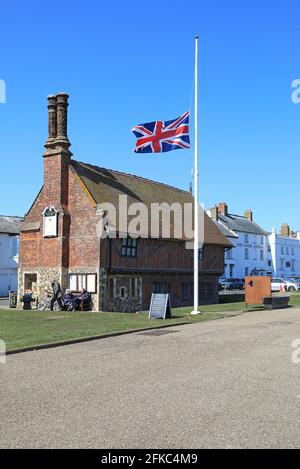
[149,293,171,319]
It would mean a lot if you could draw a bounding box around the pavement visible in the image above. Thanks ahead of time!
[219,288,244,295]
[1,307,300,448]
[0,298,9,309]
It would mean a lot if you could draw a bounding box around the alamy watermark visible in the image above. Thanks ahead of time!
[0,79,6,103]
[291,79,300,104]
[95,195,205,249]
[0,339,6,364]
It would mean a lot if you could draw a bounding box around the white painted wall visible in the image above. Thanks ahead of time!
[0,234,19,296]
[222,230,300,279]
[223,232,272,279]
[268,229,300,278]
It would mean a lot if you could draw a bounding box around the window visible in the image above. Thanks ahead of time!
[245,267,249,277]
[130,278,139,298]
[24,273,37,292]
[260,250,264,260]
[69,273,97,293]
[286,261,291,268]
[245,234,249,243]
[268,260,272,267]
[109,278,115,298]
[292,247,295,256]
[229,264,234,277]
[292,260,296,272]
[261,236,264,245]
[10,236,19,257]
[198,247,204,261]
[109,277,139,299]
[245,248,249,260]
[154,282,170,293]
[268,246,271,253]
[281,246,284,255]
[280,259,284,270]
[226,249,233,259]
[121,237,137,257]
[286,247,289,255]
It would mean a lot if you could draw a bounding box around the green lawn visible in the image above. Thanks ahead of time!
[0,303,245,351]
[287,292,300,307]
[2,293,299,351]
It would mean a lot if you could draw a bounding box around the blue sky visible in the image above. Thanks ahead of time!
[0,0,300,232]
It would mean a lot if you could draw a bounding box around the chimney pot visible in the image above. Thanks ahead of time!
[217,202,228,216]
[280,223,290,237]
[45,95,57,146]
[56,92,70,146]
[244,209,253,221]
[44,92,72,158]
[210,206,218,221]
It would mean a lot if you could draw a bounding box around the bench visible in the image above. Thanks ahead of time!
[263,296,289,310]
[70,292,92,311]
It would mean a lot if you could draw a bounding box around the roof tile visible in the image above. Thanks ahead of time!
[72,161,232,247]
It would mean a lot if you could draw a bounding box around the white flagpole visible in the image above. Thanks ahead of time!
[191,34,201,315]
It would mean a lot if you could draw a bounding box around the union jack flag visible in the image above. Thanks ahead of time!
[131,111,190,153]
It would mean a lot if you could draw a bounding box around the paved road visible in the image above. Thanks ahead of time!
[0,298,9,309]
[1,308,300,448]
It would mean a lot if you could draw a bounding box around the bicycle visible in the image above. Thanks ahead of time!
[38,292,62,311]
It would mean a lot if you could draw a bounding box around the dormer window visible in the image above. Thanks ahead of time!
[43,207,58,238]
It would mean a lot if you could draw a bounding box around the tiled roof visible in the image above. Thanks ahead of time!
[72,161,232,247]
[212,220,238,239]
[218,213,268,236]
[0,215,23,234]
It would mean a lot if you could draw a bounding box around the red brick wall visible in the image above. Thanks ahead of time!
[19,151,69,268]
[43,154,69,207]
[68,168,99,268]
[19,158,99,270]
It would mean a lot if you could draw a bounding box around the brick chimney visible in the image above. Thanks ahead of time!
[43,93,72,209]
[244,209,253,221]
[280,223,290,237]
[217,202,228,216]
[210,206,218,221]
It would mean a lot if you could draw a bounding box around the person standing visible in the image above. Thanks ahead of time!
[21,289,35,310]
[50,279,63,311]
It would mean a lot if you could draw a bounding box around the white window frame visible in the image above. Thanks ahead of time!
[69,273,97,293]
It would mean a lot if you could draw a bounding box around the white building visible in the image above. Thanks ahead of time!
[209,204,300,279]
[208,203,272,279]
[269,224,300,278]
[0,216,23,296]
